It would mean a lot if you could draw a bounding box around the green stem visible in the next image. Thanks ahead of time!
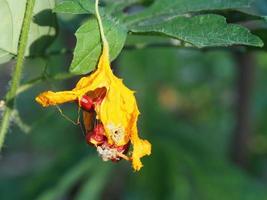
[0,0,36,150]
[17,73,74,95]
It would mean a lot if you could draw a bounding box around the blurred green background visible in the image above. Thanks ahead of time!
[1,6,267,200]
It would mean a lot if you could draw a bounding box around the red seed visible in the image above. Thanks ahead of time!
[79,95,94,111]
[92,134,106,143]
[91,124,107,144]
[94,124,105,136]
[85,124,107,145]
[86,132,106,145]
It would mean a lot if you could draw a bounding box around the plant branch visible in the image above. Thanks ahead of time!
[0,0,36,150]
[231,52,255,168]
[27,48,73,59]
[17,73,74,95]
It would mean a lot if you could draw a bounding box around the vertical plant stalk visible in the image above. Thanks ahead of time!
[231,52,255,168]
[0,0,36,150]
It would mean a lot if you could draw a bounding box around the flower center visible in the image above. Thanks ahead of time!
[80,88,130,162]
[85,123,129,161]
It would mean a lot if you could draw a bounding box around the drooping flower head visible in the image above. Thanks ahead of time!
[35,0,151,171]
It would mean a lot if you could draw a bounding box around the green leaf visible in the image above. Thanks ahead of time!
[70,17,127,74]
[130,14,263,48]
[124,0,254,25]
[0,0,56,56]
[54,0,94,14]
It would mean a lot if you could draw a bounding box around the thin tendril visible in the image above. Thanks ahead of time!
[55,105,78,125]
[55,103,86,139]
[77,106,81,124]
[77,107,86,137]
[44,66,78,126]
[44,60,84,132]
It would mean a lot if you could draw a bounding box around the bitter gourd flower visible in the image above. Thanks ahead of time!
[35,0,151,170]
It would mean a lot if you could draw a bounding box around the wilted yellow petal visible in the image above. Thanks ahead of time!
[132,138,152,171]
[130,107,151,171]
[36,91,78,107]
[35,35,151,171]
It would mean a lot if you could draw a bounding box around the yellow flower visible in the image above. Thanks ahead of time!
[36,45,151,171]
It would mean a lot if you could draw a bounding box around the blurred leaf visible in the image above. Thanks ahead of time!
[0,49,12,64]
[239,0,267,17]
[70,17,127,74]
[76,164,113,200]
[54,0,95,14]
[0,0,56,57]
[36,157,98,200]
[0,0,26,54]
[130,14,263,47]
